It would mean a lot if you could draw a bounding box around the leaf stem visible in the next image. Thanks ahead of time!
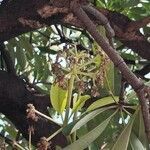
[63,73,75,126]
[13,141,26,150]
[34,109,61,126]
[47,127,63,141]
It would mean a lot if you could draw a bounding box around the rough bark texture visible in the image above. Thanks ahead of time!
[0,0,150,59]
[0,71,67,148]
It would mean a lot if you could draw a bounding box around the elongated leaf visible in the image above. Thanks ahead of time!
[72,95,90,113]
[104,61,115,93]
[50,83,68,114]
[112,108,138,150]
[71,106,116,134]
[130,133,145,150]
[87,96,118,112]
[93,55,102,67]
[63,110,117,150]
[138,110,148,148]
[133,108,148,149]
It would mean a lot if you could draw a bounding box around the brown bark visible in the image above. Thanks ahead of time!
[0,0,149,59]
[0,70,67,149]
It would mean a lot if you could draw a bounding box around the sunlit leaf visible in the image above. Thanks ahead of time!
[104,61,115,93]
[50,83,68,113]
[87,96,118,112]
[93,55,102,67]
[72,95,90,113]
[130,133,145,150]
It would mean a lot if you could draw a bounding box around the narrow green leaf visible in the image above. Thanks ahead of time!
[87,96,118,112]
[93,55,102,67]
[72,95,90,113]
[137,108,148,149]
[130,133,145,150]
[112,108,139,150]
[71,106,116,134]
[50,83,68,114]
[104,61,115,93]
[63,110,117,150]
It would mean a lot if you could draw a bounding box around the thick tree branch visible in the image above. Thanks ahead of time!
[0,71,67,149]
[0,0,149,59]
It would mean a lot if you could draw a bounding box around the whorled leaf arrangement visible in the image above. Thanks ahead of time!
[67,0,150,142]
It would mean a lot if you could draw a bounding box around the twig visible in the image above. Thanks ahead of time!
[127,16,150,32]
[27,104,61,126]
[47,127,63,141]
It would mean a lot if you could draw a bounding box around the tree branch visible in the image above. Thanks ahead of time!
[69,0,150,141]
[0,0,149,59]
[127,16,150,32]
[0,70,67,148]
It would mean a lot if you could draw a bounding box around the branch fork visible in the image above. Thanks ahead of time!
[69,0,150,142]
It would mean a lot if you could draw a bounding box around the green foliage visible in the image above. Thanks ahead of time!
[50,83,68,114]
[72,95,90,113]
[87,96,119,112]
[112,108,138,150]
[63,110,117,150]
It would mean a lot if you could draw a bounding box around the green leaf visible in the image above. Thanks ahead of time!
[63,110,117,150]
[133,108,149,149]
[104,61,115,93]
[71,106,116,134]
[112,108,139,150]
[130,133,145,150]
[62,121,78,136]
[138,110,148,148]
[87,96,118,112]
[93,55,102,67]
[50,83,68,114]
[62,107,109,136]
[124,0,140,8]
[121,53,135,61]
[72,95,90,113]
